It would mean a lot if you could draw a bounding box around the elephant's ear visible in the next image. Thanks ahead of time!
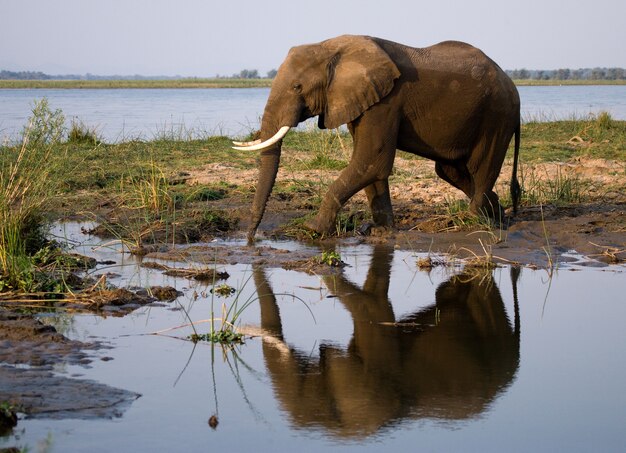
[322,36,400,130]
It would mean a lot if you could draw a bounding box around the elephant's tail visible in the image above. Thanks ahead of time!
[510,123,521,214]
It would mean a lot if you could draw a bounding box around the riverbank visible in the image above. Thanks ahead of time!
[0,78,624,89]
[32,114,626,267]
[1,112,625,299]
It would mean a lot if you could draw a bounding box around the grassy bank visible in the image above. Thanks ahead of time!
[2,111,624,206]
[1,106,624,295]
[1,78,624,89]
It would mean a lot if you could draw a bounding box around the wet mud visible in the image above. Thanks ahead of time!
[0,312,139,424]
[137,201,625,271]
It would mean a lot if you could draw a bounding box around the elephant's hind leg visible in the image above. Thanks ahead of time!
[435,161,473,199]
[364,180,394,227]
[466,132,512,220]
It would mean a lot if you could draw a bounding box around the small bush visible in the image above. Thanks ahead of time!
[67,119,101,145]
[22,98,66,145]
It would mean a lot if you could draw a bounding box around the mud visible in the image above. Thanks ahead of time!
[0,283,181,433]
[182,155,626,268]
[0,312,139,424]
[138,200,625,271]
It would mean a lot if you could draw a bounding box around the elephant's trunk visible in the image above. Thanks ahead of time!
[247,144,281,243]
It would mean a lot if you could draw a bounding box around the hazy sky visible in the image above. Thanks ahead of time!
[2,0,625,76]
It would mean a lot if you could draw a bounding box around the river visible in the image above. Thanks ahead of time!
[1,85,625,143]
[2,223,625,452]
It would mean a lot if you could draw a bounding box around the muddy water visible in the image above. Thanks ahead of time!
[2,223,626,452]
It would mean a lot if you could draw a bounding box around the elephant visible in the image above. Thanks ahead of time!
[252,247,521,437]
[233,35,521,242]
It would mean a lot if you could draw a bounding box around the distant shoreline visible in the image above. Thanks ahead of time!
[0,78,273,89]
[0,78,624,89]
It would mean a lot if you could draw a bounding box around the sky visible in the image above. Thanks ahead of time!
[1,0,625,77]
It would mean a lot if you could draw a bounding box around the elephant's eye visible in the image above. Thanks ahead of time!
[292,83,303,94]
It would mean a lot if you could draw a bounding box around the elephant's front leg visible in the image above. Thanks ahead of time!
[305,164,371,234]
[306,119,397,234]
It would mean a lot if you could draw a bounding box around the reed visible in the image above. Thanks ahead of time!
[0,100,68,291]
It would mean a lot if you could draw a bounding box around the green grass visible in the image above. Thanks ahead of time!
[0,100,73,292]
[6,111,621,200]
[53,136,255,193]
[519,112,626,162]
[284,126,351,170]
[518,165,590,206]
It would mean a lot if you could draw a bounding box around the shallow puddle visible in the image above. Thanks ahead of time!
[2,223,626,452]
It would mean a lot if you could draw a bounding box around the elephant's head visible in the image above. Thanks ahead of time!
[233,35,400,242]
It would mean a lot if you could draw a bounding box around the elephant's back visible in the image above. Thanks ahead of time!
[427,40,519,110]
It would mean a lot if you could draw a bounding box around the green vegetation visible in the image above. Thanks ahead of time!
[0,99,71,292]
[319,250,343,267]
[508,67,626,83]
[285,126,350,170]
[188,274,257,345]
[1,102,624,299]
[520,111,625,161]
[0,401,18,435]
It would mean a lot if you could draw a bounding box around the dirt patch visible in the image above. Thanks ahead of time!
[176,155,626,269]
[83,152,624,269]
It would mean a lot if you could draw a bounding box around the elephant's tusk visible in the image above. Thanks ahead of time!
[232,138,262,147]
[231,126,291,151]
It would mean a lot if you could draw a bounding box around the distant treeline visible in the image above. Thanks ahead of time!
[506,68,626,81]
[0,69,279,80]
[0,70,182,80]
[3,68,625,81]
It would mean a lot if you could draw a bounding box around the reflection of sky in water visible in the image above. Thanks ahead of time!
[1,85,625,143]
[10,222,626,452]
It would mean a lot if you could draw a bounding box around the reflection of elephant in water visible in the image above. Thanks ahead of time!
[235,35,521,241]
[253,247,520,437]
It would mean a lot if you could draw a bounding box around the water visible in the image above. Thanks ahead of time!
[2,224,625,452]
[518,85,626,121]
[0,88,269,143]
[1,85,625,143]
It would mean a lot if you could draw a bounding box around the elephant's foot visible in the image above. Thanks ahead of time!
[357,222,394,237]
[470,192,505,223]
[303,215,336,237]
